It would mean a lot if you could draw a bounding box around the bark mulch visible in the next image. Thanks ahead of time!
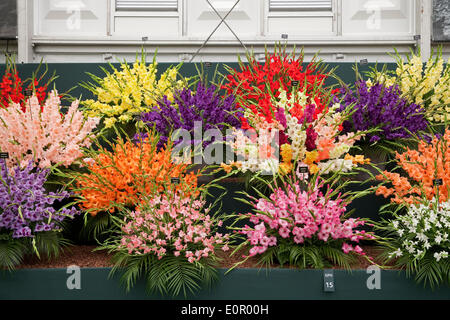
[17,245,389,270]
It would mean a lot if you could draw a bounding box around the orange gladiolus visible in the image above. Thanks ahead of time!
[376,129,450,204]
[316,138,334,162]
[344,154,371,165]
[220,163,233,174]
[75,137,198,216]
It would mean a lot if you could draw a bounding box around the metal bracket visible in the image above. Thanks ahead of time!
[189,0,244,62]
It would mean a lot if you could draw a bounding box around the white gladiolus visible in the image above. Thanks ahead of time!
[317,159,354,175]
[389,198,450,262]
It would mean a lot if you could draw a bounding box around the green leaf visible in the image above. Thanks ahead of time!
[0,238,27,271]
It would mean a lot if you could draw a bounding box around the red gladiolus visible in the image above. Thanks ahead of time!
[223,50,329,127]
[0,59,53,112]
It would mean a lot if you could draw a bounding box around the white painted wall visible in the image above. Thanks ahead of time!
[12,0,443,63]
[342,0,415,36]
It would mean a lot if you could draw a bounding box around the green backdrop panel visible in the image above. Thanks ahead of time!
[1,268,449,300]
[0,62,397,101]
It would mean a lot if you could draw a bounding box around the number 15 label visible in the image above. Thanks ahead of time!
[324,270,335,292]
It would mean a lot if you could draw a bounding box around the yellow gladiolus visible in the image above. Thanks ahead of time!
[81,53,185,129]
[368,49,450,124]
[280,143,293,164]
[304,150,319,166]
[279,162,293,175]
[309,164,320,174]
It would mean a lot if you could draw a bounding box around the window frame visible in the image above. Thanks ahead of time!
[268,0,332,12]
[115,0,179,12]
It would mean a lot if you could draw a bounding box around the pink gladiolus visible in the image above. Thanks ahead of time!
[239,179,373,257]
[354,245,363,254]
[342,243,353,254]
[119,191,228,263]
[293,235,303,244]
[0,90,99,169]
[279,227,290,238]
[249,247,258,256]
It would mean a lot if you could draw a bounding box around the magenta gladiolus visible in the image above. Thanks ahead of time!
[239,179,374,257]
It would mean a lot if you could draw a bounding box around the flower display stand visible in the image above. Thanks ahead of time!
[1,58,448,302]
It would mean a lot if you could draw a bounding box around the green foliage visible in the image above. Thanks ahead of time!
[247,239,356,271]
[0,231,69,270]
[382,251,450,289]
[33,231,69,259]
[0,237,27,271]
[80,211,115,242]
[105,244,219,297]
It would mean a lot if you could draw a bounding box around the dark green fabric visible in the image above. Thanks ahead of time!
[1,268,449,300]
[0,62,397,101]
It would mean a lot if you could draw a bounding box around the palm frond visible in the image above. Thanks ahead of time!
[32,231,69,260]
[109,251,219,297]
[80,212,113,241]
[320,245,355,270]
[0,239,27,271]
[412,255,444,289]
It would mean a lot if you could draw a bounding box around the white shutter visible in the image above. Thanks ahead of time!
[116,0,178,11]
[269,0,332,11]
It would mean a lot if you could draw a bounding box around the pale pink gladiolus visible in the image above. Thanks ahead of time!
[342,243,354,254]
[0,90,99,169]
[118,192,229,263]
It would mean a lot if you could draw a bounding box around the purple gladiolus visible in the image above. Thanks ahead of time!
[0,160,79,238]
[336,81,428,141]
[138,83,242,149]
